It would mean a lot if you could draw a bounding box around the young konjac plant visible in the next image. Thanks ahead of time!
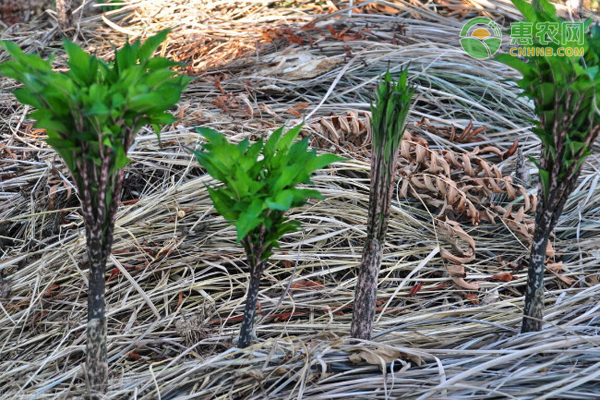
[496,0,600,332]
[350,69,415,340]
[0,30,191,396]
[190,125,342,348]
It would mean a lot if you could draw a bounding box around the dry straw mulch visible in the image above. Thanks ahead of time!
[1,0,600,398]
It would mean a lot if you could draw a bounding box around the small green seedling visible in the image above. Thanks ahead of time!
[350,69,415,340]
[496,0,600,332]
[0,30,191,396]
[190,125,343,347]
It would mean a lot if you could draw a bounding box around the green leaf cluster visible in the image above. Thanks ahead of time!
[190,125,344,260]
[370,68,415,163]
[0,30,191,181]
[495,0,600,198]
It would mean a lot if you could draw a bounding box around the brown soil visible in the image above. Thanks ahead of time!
[0,0,53,25]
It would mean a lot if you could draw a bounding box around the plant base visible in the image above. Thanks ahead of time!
[350,238,383,340]
[86,317,108,397]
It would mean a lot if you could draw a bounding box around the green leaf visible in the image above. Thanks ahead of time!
[0,34,190,254]
[196,127,227,147]
[12,88,45,109]
[146,57,180,70]
[113,145,131,171]
[566,139,588,156]
[148,111,177,125]
[511,0,537,21]
[538,168,550,199]
[494,54,533,76]
[236,198,265,242]
[264,125,285,159]
[538,0,557,18]
[528,155,541,169]
[0,41,27,64]
[537,82,555,108]
[305,153,345,174]
[189,147,230,182]
[139,29,171,64]
[127,93,165,112]
[115,40,139,71]
[207,186,237,221]
[189,123,340,261]
[292,188,323,201]
[266,190,296,211]
[277,124,303,151]
[85,99,110,116]
[45,137,77,171]
[64,39,94,85]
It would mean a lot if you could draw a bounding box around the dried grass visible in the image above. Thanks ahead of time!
[1,0,600,399]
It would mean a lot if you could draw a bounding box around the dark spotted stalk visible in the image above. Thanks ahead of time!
[521,137,590,332]
[76,148,123,394]
[496,0,600,333]
[350,69,414,340]
[350,238,383,339]
[0,32,191,398]
[190,125,342,348]
[237,223,272,348]
[351,138,398,339]
[237,259,267,348]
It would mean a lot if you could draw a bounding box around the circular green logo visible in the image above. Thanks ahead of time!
[460,17,502,59]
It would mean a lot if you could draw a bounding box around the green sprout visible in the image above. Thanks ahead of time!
[350,69,415,340]
[0,30,191,396]
[190,124,343,348]
[496,0,600,333]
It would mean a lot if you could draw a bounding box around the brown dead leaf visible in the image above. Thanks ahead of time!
[546,241,555,258]
[43,284,60,298]
[446,264,465,277]
[462,292,480,305]
[546,261,564,273]
[547,262,576,285]
[351,347,422,368]
[556,275,576,286]
[283,29,304,45]
[290,279,325,295]
[452,277,480,290]
[259,103,282,120]
[489,272,515,282]
[286,102,309,117]
[504,140,519,159]
[0,144,17,159]
[440,248,475,264]
[446,265,480,290]
[214,74,226,94]
[408,282,423,297]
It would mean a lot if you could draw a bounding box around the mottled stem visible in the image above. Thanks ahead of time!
[86,318,107,398]
[350,238,383,340]
[350,138,398,339]
[521,178,573,333]
[79,158,122,397]
[238,261,265,348]
[521,211,552,332]
[85,235,108,396]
